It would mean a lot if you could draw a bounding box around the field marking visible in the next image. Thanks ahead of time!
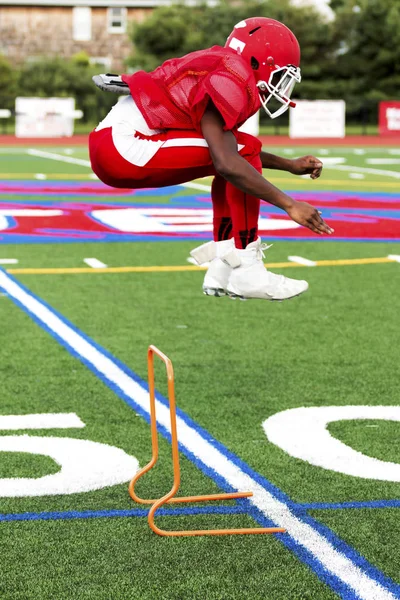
[26,149,91,168]
[181,181,212,192]
[0,173,98,180]
[318,157,346,165]
[0,259,18,265]
[0,174,399,188]
[0,413,84,430]
[287,256,317,267]
[264,406,400,482]
[6,256,398,275]
[0,209,62,217]
[0,147,398,155]
[301,499,400,511]
[366,159,400,165]
[0,505,246,523]
[1,270,399,600]
[388,255,400,263]
[329,164,400,179]
[83,258,108,269]
[186,178,400,188]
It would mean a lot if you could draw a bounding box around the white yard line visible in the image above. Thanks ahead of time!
[0,269,398,600]
[329,164,400,179]
[366,159,400,165]
[27,149,91,168]
[83,258,108,269]
[0,259,18,265]
[287,256,317,267]
[319,157,346,165]
[387,255,400,263]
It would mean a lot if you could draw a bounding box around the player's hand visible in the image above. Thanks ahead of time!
[286,201,334,235]
[289,155,323,179]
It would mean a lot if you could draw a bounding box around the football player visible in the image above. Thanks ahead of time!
[90,17,333,301]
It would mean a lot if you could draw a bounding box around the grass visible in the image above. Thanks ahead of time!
[0,517,339,600]
[0,143,399,598]
[258,123,380,136]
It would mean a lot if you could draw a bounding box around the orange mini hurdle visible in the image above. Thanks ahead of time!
[129,345,286,537]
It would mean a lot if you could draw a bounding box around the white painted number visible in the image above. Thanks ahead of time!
[263,406,400,481]
[90,207,300,234]
[0,413,138,497]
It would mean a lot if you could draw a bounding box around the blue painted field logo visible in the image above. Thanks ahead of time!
[0,182,399,242]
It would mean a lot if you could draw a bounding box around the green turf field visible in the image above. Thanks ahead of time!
[0,142,399,600]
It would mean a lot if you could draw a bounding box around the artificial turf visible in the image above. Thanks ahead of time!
[0,143,399,599]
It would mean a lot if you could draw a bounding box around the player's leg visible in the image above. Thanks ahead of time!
[199,176,234,296]
[201,149,261,296]
[89,127,308,301]
[197,131,308,301]
[89,127,218,189]
[222,133,308,300]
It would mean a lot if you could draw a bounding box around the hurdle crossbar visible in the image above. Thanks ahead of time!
[129,345,286,537]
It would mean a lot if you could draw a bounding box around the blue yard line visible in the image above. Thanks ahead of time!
[1,269,400,600]
[0,505,246,523]
[301,499,400,511]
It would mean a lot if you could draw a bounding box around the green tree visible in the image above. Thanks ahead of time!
[126,0,340,127]
[17,56,116,123]
[127,0,339,98]
[333,0,400,120]
[0,55,18,111]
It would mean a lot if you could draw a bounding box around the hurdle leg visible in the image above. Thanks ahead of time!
[129,346,252,505]
[129,345,286,537]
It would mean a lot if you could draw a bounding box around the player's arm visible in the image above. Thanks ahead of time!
[201,102,332,235]
[260,151,323,180]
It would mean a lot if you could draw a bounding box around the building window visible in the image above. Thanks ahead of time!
[73,6,92,41]
[107,7,127,34]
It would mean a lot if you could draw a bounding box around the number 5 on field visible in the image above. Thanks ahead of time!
[263,405,400,482]
[0,413,138,497]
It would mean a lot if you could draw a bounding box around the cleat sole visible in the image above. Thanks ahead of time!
[227,289,307,302]
[203,287,226,297]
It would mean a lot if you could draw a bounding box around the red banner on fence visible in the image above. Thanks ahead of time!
[379,101,400,135]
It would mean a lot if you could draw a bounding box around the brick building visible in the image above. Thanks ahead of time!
[0,0,169,71]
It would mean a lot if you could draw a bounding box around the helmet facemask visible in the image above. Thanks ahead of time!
[256,64,301,119]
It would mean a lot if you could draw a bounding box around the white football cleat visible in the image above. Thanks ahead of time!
[224,238,309,301]
[190,239,234,297]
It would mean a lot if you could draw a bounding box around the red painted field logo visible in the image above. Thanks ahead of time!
[0,182,399,243]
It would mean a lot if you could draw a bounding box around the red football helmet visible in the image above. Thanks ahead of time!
[225,17,301,119]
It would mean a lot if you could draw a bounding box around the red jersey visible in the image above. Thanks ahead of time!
[122,46,261,133]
